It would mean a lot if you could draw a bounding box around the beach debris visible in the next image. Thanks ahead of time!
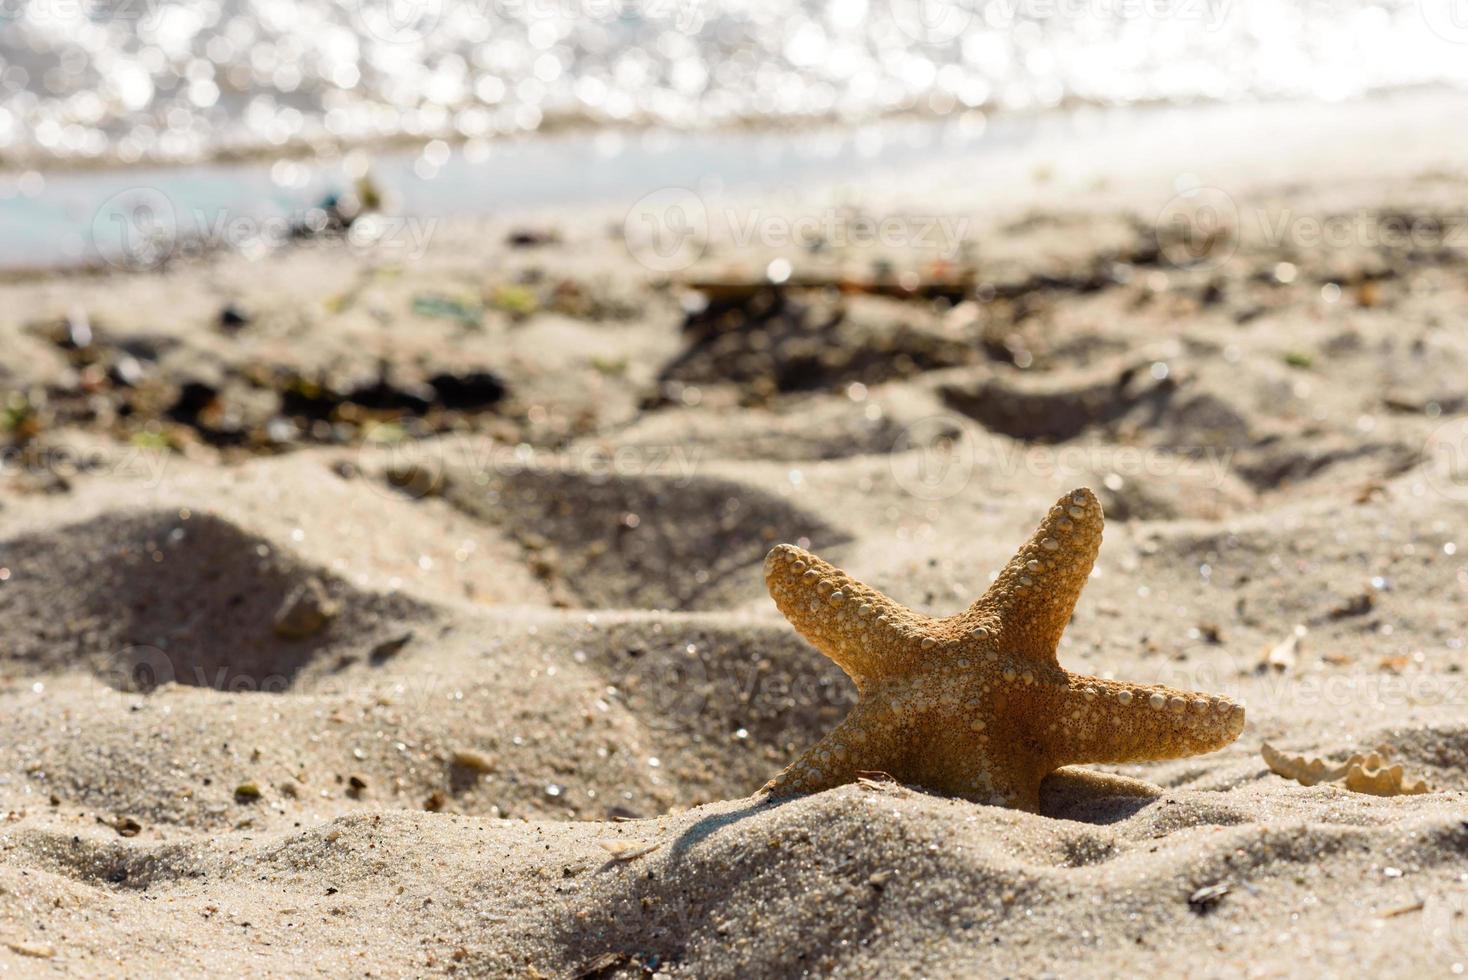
[657,283,978,403]
[346,775,368,799]
[1381,900,1425,918]
[369,631,415,664]
[234,781,263,802]
[354,173,384,213]
[450,749,497,774]
[575,951,632,979]
[1260,744,1343,787]
[856,772,907,796]
[599,839,661,862]
[1328,592,1374,619]
[295,174,384,238]
[1261,743,1432,796]
[1,393,39,440]
[1355,480,1388,504]
[1187,882,1230,914]
[506,228,559,248]
[1344,755,1430,797]
[427,371,506,410]
[412,294,484,328]
[109,354,148,387]
[758,488,1246,811]
[62,309,94,349]
[385,461,444,498]
[218,304,251,331]
[167,380,222,430]
[1259,626,1305,673]
[424,791,447,812]
[4,940,56,959]
[488,283,538,319]
[678,263,977,303]
[273,578,339,639]
[108,815,143,837]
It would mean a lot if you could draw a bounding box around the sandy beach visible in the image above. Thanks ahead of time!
[5,91,1468,976]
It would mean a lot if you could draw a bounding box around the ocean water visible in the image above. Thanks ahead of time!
[2,0,1468,168]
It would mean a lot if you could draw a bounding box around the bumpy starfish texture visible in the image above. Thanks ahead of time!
[758,487,1245,811]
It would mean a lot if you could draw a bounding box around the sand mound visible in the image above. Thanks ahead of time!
[657,290,979,400]
[576,387,945,463]
[14,773,1460,977]
[429,462,852,611]
[0,507,426,690]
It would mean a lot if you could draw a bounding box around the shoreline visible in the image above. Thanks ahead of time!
[7,86,1468,275]
[1,80,1461,179]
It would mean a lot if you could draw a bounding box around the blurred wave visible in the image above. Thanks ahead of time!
[2,0,1468,167]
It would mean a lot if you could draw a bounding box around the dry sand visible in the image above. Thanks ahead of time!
[5,93,1468,976]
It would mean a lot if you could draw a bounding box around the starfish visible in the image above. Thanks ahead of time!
[757,487,1245,811]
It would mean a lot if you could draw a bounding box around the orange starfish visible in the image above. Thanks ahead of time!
[758,487,1244,811]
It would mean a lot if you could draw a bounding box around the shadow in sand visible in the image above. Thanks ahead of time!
[1038,767,1163,825]
[638,769,1161,871]
[665,794,782,861]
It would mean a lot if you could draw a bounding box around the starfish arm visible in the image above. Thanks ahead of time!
[757,700,902,798]
[764,544,926,685]
[960,487,1103,664]
[1050,676,1246,766]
